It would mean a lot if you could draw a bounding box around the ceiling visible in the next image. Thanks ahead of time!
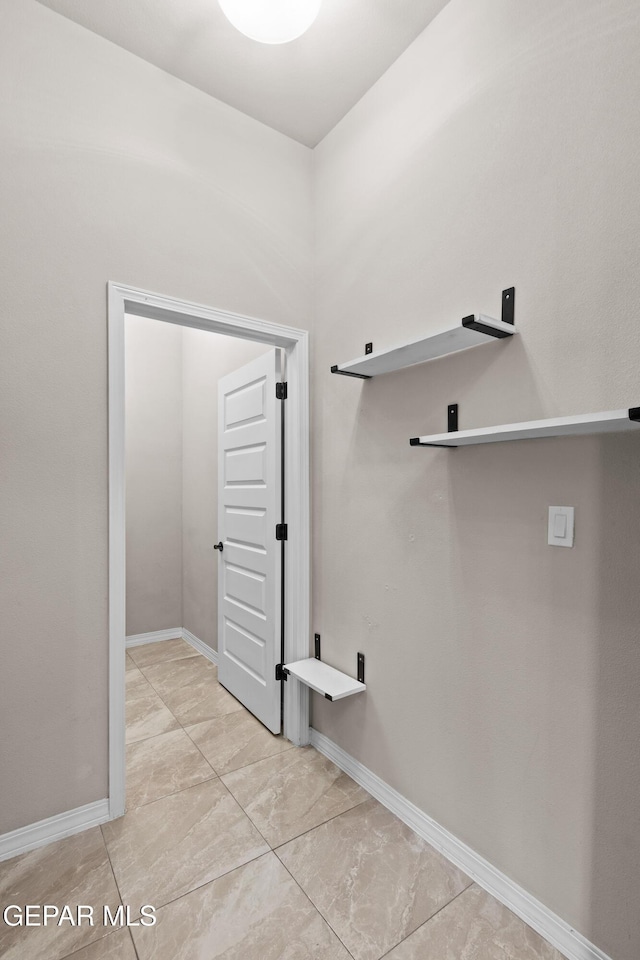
[36,0,449,147]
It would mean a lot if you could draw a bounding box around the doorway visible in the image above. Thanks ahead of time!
[108,282,310,820]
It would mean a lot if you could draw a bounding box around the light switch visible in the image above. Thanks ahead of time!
[548,506,574,547]
[553,513,567,538]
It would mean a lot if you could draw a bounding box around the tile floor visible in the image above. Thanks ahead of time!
[0,640,565,960]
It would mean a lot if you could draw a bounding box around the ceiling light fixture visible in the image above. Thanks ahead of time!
[218,0,321,45]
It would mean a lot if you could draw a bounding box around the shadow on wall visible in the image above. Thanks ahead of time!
[590,433,640,958]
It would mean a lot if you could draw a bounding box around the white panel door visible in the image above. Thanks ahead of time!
[217,349,282,733]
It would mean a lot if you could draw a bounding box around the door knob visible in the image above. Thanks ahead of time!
[214,541,224,552]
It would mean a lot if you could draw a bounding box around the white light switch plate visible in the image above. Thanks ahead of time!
[548,506,574,547]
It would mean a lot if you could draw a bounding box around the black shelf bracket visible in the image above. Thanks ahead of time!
[502,286,515,326]
[313,634,365,688]
[330,365,372,380]
[330,343,374,378]
[461,286,515,338]
[629,407,640,422]
[410,402,460,448]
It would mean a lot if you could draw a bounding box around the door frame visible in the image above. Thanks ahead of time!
[108,282,310,820]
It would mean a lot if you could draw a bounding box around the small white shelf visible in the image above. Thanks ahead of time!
[332,315,516,380]
[410,408,640,448]
[283,658,366,701]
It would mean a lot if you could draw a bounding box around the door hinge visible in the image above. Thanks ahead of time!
[275,663,288,681]
[276,381,288,400]
[275,523,288,541]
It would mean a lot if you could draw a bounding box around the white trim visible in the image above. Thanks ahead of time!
[125,626,219,664]
[309,730,612,960]
[182,628,219,665]
[108,282,127,820]
[0,799,110,863]
[109,282,311,820]
[125,628,182,648]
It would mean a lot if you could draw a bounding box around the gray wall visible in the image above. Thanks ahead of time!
[311,3,640,959]
[124,319,270,650]
[125,315,183,636]
[0,0,311,834]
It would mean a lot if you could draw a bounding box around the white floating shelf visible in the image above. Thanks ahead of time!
[332,316,516,379]
[331,288,517,380]
[410,408,640,448]
[283,658,366,701]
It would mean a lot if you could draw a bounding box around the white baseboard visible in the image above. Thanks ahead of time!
[125,628,182,647]
[125,627,218,666]
[182,628,218,665]
[309,729,611,960]
[0,799,110,864]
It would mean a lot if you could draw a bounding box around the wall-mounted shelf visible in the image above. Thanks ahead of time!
[410,407,640,448]
[331,288,516,380]
[282,636,366,701]
[283,658,365,700]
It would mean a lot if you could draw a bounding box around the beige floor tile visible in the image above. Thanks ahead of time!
[126,728,216,809]
[62,928,137,960]
[0,828,121,960]
[185,710,293,776]
[125,654,137,672]
[221,746,368,847]
[125,690,180,744]
[385,884,564,960]
[142,656,243,725]
[131,853,351,960]
[277,798,471,960]
[102,778,269,909]
[125,667,154,702]
[128,638,197,668]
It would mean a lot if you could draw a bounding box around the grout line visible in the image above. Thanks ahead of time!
[124,849,275,921]
[124,724,181,747]
[96,825,144,960]
[134,653,221,722]
[99,824,125,909]
[126,770,220,813]
[57,927,131,960]
[269,797,370,852]
[213,778,274,852]
[187,733,296,780]
[221,760,370,852]
[179,723,229,774]
[127,928,141,960]
[119,773,221,816]
[129,652,199,674]
[275,853,358,960]
[376,884,474,960]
